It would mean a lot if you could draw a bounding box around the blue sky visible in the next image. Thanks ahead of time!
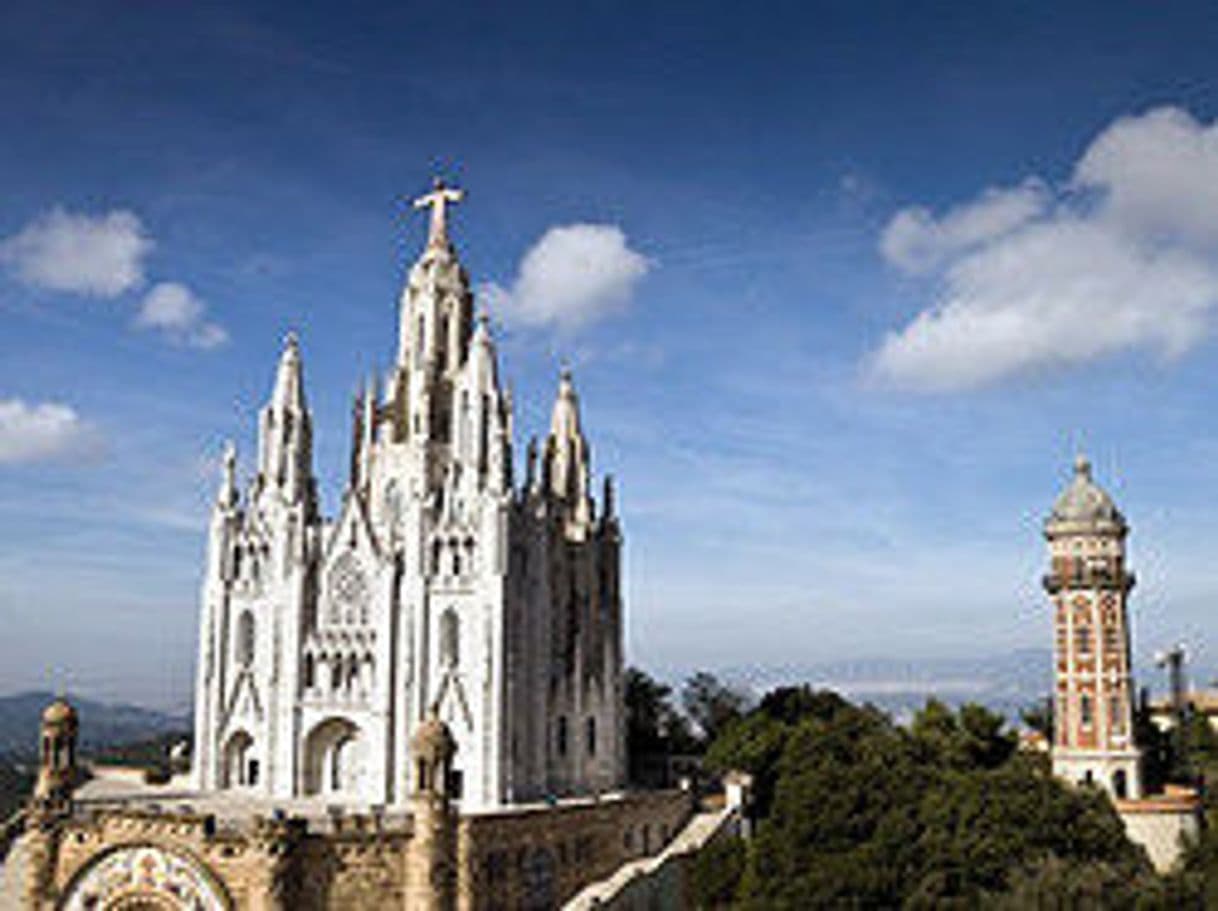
[4,1,1218,707]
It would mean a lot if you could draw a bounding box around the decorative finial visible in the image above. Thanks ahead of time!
[219,440,238,507]
[413,177,464,248]
[1074,453,1091,478]
[283,330,299,351]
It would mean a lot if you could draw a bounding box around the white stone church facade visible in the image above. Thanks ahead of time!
[192,183,625,810]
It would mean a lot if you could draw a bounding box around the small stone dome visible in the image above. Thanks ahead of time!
[411,715,456,760]
[1047,455,1125,531]
[42,697,78,727]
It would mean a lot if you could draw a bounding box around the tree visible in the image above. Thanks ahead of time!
[623,667,696,784]
[696,691,1160,908]
[1020,697,1053,742]
[681,671,752,745]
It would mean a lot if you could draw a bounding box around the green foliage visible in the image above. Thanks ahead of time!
[681,672,752,745]
[90,730,189,767]
[984,855,1183,910]
[704,685,851,817]
[694,690,1164,908]
[0,761,33,820]
[1020,696,1052,741]
[624,667,697,784]
[691,835,747,909]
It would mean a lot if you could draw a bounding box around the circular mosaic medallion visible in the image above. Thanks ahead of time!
[61,843,229,910]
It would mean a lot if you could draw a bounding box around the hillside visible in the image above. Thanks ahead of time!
[0,691,187,820]
[0,691,186,762]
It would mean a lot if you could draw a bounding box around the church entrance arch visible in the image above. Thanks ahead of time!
[303,717,365,796]
[59,843,231,910]
[220,730,255,789]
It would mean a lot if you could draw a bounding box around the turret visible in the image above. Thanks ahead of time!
[405,715,458,910]
[33,697,77,807]
[544,368,593,530]
[351,372,377,494]
[206,441,240,581]
[257,333,315,506]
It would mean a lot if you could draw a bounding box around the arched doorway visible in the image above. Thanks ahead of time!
[303,718,365,796]
[220,730,255,789]
[1113,769,1128,799]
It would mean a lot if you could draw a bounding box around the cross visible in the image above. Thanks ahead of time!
[413,177,464,248]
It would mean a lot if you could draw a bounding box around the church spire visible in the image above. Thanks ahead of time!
[544,366,593,528]
[217,440,238,510]
[257,332,314,505]
[272,332,306,414]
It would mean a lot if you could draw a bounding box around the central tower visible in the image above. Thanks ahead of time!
[1043,455,1141,799]
[193,180,626,810]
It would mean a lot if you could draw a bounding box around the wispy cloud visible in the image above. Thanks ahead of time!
[134,282,229,349]
[0,398,100,464]
[871,107,1218,392]
[482,224,651,332]
[0,208,153,297]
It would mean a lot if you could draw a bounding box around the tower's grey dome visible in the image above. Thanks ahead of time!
[1047,455,1125,530]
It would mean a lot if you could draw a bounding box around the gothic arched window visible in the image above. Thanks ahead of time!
[557,716,568,757]
[586,717,597,756]
[303,653,315,689]
[1080,694,1093,727]
[330,657,342,692]
[440,609,459,668]
[236,611,255,667]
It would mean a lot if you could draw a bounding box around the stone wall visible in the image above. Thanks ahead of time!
[1117,796,1201,874]
[457,790,692,911]
[27,790,691,909]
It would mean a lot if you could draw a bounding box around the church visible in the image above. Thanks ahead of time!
[193,180,626,810]
[0,184,703,911]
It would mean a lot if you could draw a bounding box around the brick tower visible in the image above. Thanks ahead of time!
[1043,455,1141,799]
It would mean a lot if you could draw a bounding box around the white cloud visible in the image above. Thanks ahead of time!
[134,282,229,349]
[872,106,1218,391]
[879,178,1049,274]
[482,224,651,331]
[0,208,152,297]
[0,398,98,465]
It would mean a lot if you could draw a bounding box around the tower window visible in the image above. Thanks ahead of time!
[557,716,569,757]
[586,717,597,756]
[1080,694,1093,727]
[236,611,255,667]
[440,608,460,668]
[1075,626,1092,656]
[304,654,315,689]
[1109,696,1124,733]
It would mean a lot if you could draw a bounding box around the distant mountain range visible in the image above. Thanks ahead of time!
[717,648,1051,724]
[0,691,187,762]
[719,648,1188,725]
